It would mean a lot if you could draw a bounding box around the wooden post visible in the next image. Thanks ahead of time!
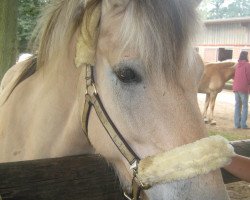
[0,0,18,80]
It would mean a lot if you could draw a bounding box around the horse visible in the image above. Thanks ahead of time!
[198,61,236,125]
[0,0,235,199]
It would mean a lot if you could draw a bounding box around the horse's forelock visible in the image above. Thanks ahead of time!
[32,0,200,78]
[116,0,201,80]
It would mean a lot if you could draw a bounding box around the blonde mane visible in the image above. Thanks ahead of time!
[32,0,200,78]
[117,0,200,79]
[32,0,90,68]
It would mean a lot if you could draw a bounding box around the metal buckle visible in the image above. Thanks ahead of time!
[86,82,97,95]
[130,160,138,170]
[123,160,151,200]
[124,192,133,200]
[134,176,150,190]
[85,65,97,95]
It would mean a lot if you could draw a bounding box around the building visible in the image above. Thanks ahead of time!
[197,17,250,62]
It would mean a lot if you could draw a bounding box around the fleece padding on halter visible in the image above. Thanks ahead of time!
[137,135,235,186]
[75,1,101,67]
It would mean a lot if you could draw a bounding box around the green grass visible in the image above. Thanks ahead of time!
[224,79,233,90]
[208,130,248,141]
[227,79,233,84]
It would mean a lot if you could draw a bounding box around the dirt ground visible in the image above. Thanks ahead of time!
[227,181,250,200]
[197,90,250,200]
[198,90,250,139]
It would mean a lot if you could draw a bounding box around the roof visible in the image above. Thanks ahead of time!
[204,17,250,25]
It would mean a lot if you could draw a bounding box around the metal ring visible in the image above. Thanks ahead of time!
[124,192,133,200]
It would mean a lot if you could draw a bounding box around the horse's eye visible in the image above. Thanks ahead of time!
[115,67,141,83]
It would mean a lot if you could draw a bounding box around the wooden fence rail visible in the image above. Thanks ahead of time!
[0,140,249,200]
[0,154,125,200]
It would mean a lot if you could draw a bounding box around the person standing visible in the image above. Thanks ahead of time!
[233,51,250,129]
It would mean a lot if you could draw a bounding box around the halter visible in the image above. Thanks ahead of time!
[77,2,236,198]
[81,64,235,200]
[82,65,145,199]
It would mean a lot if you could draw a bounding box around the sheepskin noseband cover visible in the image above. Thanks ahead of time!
[137,135,235,186]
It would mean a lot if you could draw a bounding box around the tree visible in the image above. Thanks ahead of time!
[198,0,250,20]
[0,0,18,80]
[199,0,210,20]
[226,0,250,18]
[0,0,48,80]
[18,0,48,53]
[207,0,227,19]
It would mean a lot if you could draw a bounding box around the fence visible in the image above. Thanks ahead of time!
[0,140,249,200]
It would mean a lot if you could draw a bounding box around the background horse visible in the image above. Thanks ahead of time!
[198,61,236,125]
[0,0,232,199]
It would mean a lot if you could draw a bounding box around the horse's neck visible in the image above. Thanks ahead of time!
[40,58,86,124]
[37,63,91,157]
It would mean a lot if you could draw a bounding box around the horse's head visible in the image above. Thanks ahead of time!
[73,1,234,199]
[73,0,234,199]
[33,0,233,199]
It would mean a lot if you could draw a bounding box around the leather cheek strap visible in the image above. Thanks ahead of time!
[81,65,143,199]
[82,91,140,165]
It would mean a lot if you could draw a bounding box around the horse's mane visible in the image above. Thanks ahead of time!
[31,0,94,68]
[110,0,201,79]
[31,0,200,79]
